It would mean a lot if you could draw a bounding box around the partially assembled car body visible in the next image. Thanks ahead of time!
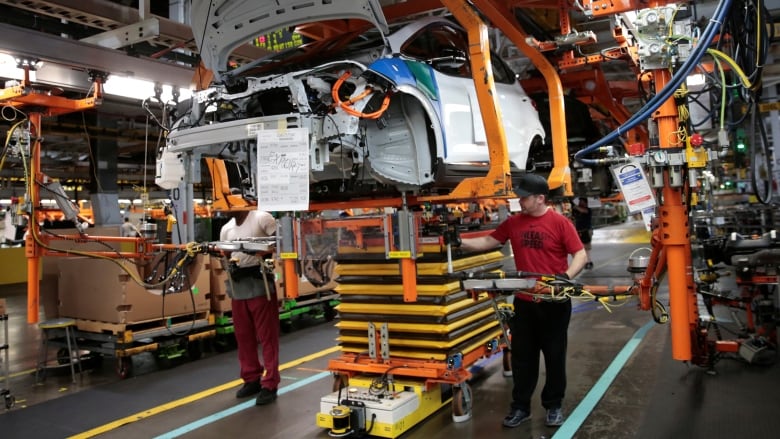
[160,0,546,204]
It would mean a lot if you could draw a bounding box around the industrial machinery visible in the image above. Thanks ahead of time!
[0,62,219,377]
[151,0,775,435]
[577,0,777,369]
[0,0,774,433]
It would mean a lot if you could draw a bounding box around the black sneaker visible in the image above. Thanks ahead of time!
[502,408,531,428]
[546,407,564,426]
[585,262,594,270]
[255,387,277,405]
[235,381,261,398]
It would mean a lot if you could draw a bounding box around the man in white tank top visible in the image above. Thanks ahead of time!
[220,209,280,405]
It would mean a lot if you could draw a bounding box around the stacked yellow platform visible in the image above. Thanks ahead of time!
[334,249,507,361]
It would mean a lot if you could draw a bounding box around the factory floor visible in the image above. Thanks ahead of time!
[1,219,779,439]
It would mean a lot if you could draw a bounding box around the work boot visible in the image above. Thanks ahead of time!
[502,408,531,428]
[235,381,261,398]
[255,388,277,405]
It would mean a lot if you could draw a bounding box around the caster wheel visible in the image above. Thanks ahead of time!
[452,383,472,422]
[187,340,203,360]
[35,366,47,382]
[4,394,15,410]
[323,305,337,322]
[116,357,133,379]
[332,373,349,392]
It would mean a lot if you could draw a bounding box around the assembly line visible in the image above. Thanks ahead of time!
[1,229,777,438]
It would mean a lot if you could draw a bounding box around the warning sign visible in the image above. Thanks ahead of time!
[611,161,657,214]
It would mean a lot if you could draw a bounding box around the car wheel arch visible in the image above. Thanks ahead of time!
[362,86,443,186]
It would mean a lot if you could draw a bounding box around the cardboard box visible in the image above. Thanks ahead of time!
[206,256,338,312]
[275,259,338,299]
[207,256,232,313]
[39,273,60,319]
[38,225,127,319]
[58,254,210,323]
[207,256,284,312]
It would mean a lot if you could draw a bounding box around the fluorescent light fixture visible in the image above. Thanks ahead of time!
[104,74,193,102]
[2,53,192,102]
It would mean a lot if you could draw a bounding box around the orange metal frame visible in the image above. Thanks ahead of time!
[0,66,182,323]
[300,215,421,302]
[327,342,500,387]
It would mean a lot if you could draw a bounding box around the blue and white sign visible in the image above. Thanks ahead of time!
[611,160,656,214]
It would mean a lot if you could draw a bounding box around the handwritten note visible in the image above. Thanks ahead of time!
[257,127,310,211]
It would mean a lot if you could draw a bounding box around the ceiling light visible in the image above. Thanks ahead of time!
[0,53,35,81]
[103,74,193,102]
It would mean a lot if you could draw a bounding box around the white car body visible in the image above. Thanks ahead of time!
[161,0,545,202]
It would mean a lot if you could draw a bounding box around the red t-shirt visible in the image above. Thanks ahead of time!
[490,208,583,276]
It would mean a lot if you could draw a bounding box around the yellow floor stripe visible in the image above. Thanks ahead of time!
[67,345,341,439]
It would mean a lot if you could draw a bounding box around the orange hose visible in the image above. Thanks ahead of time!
[331,71,391,119]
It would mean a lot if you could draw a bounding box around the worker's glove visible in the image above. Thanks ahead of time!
[443,229,462,247]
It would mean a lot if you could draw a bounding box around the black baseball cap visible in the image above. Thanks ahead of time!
[514,173,549,197]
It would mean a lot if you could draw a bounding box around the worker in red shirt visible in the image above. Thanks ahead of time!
[457,173,587,428]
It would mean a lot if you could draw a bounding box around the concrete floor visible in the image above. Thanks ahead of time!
[1,220,778,438]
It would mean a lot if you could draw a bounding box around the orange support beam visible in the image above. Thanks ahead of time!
[653,69,694,361]
[283,258,299,299]
[203,157,253,212]
[401,258,418,302]
[438,0,513,200]
[471,0,571,195]
[25,112,42,324]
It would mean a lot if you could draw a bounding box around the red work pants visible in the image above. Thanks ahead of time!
[232,294,280,390]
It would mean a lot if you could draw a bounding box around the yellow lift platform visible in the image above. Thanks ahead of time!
[301,212,510,438]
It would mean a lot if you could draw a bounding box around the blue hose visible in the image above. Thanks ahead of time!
[574,0,734,166]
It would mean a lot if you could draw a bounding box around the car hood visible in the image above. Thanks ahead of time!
[191,0,389,82]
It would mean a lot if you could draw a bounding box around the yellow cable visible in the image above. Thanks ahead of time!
[707,48,754,89]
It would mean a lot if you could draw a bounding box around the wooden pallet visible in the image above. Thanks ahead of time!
[74,310,211,335]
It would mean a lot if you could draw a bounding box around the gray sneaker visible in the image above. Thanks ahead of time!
[503,408,531,428]
[546,407,564,426]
